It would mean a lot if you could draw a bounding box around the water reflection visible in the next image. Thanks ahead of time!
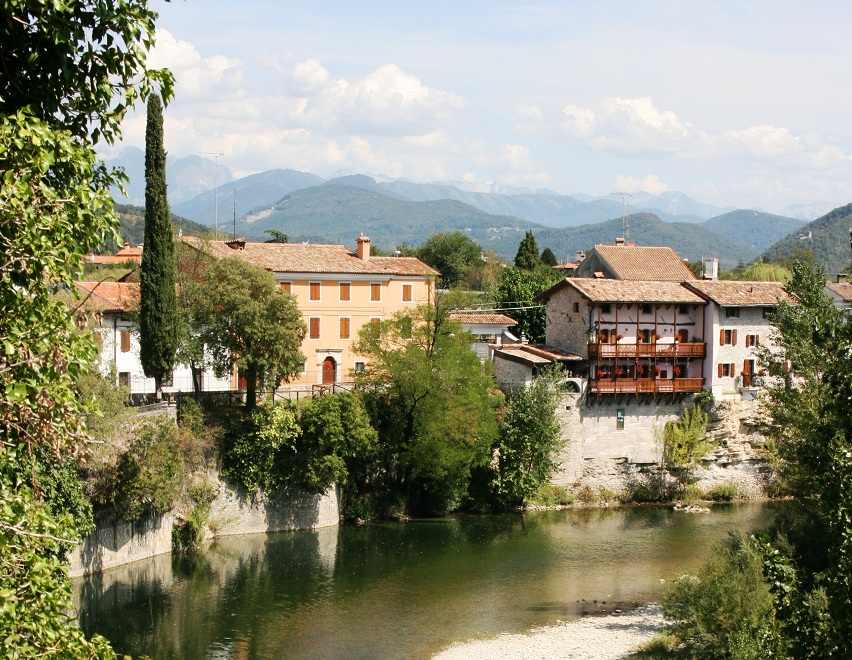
[75,503,783,660]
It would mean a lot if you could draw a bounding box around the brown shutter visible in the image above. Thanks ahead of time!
[309,318,320,338]
[120,330,130,352]
[280,281,291,294]
[340,282,350,301]
[719,328,725,345]
[310,282,321,301]
[371,282,381,301]
[732,329,738,345]
[402,284,412,302]
[340,317,350,339]
[718,363,723,378]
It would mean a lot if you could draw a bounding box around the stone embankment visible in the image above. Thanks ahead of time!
[433,605,665,660]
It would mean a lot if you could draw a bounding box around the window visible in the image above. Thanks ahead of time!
[402,284,412,302]
[762,307,773,319]
[161,372,173,387]
[370,282,381,302]
[641,304,653,315]
[600,303,612,314]
[616,408,625,430]
[370,317,381,328]
[678,304,689,315]
[720,329,738,346]
[598,328,611,344]
[339,281,350,301]
[745,334,759,348]
[640,328,652,343]
[354,361,365,373]
[725,307,740,318]
[309,317,320,339]
[339,317,350,339]
[120,329,131,353]
[717,363,736,377]
[573,302,580,313]
[309,281,321,301]
[279,281,291,294]
[118,372,130,388]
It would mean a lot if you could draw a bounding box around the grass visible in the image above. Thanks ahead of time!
[629,631,681,658]
[529,484,575,507]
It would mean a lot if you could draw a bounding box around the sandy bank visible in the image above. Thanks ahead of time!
[432,604,665,660]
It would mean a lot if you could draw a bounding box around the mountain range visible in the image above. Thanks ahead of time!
[763,203,852,274]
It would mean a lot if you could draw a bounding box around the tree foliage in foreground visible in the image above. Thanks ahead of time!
[195,257,306,410]
[416,231,481,288]
[354,306,499,515]
[490,265,561,343]
[514,230,541,270]
[0,1,171,655]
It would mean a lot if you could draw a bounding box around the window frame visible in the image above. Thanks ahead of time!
[370,281,382,302]
[339,281,351,302]
[339,316,351,339]
[309,317,321,339]
[309,281,321,302]
[402,283,413,303]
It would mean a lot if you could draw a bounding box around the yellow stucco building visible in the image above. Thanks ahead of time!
[183,234,437,388]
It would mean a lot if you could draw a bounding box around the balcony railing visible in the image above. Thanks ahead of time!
[588,342,705,359]
[589,377,705,394]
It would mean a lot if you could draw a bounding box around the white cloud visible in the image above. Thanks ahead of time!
[561,104,596,138]
[291,59,330,93]
[723,125,801,158]
[614,174,669,195]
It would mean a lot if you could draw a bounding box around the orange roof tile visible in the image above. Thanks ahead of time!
[593,244,696,281]
[827,281,852,302]
[74,281,139,313]
[539,278,704,304]
[181,236,438,277]
[684,280,795,306]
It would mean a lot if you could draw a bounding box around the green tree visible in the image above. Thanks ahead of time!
[540,247,558,267]
[0,1,171,655]
[490,371,562,507]
[354,306,499,515]
[140,94,177,399]
[175,241,211,392]
[663,404,713,478]
[514,230,541,270]
[754,261,852,656]
[490,266,561,342]
[264,229,288,243]
[417,231,481,288]
[196,258,306,410]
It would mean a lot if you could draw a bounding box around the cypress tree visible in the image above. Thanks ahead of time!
[514,231,541,270]
[140,94,177,399]
[540,247,558,267]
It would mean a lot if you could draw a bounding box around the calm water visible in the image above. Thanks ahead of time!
[75,503,783,659]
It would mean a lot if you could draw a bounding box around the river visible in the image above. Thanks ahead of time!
[74,502,784,659]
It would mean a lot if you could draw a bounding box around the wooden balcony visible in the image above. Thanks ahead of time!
[589,377,705,394]
[588,342,705,359]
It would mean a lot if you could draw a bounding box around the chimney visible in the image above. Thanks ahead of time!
[702,256,719,280]
[356,233,371,260]
[225,239,246,250]
[614,236,625,246]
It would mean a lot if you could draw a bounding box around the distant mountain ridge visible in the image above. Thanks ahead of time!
[703,210,805,254]
[763,203,852,273]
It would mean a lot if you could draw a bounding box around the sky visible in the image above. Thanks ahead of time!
[108,1,852,215]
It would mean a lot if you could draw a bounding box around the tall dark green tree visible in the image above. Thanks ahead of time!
[140,94,177,399]
[540,247,558,267]
[514,231,541,270]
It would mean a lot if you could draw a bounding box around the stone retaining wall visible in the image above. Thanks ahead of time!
[69,481,339,577]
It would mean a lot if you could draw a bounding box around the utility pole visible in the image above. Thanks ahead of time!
[201,151,224,236]
[612,192,633,242]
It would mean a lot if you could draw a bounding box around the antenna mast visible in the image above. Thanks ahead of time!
[232,192,237,240]
[201,151,225,237]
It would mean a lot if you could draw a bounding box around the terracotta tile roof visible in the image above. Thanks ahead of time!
[181,236,438,277]
[593,244,696,281]
[684,280,795,306]
[554,262,578,270]
[449,312,517,326]
[827,281,852,302]
[85,254,142,265]
[116,245,143,258]
[74,281,139,313]
[539,278,704,304]
[494,343,582,366]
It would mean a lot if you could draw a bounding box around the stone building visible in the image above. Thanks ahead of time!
[572,242,696,281]
[447,311,517,362]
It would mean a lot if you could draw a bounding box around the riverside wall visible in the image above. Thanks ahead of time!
[69,479,339,578]
[551,393,774,496]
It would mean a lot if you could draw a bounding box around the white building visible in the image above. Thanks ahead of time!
[683,280,795,400]
[447,311,517,361]
[74,281,231,397]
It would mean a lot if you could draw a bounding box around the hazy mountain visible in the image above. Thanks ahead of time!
[174,169,324,225]
[237,182,538,252]
[703,210,805,254]
[613,191,731,221]
[106,147,233,205]
[763,203,852,274]
[102,204,210,251]
[534,213,755,267]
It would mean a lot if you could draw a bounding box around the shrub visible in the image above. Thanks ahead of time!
[222,403,300,493]
[490,372,563,508]
[529,484,574,507]
[114,419,185,521]
[177,397,205,437]
[662,534,786,659]
[705,483,739,502]
[576,485,596,504]
[680,483,704,503]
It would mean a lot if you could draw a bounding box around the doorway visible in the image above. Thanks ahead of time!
[322,356,337,385]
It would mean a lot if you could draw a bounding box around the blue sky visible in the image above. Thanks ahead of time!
[110,1,852,215]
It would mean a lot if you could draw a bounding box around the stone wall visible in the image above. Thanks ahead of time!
[550,392,773,497]
[69,480,339,577]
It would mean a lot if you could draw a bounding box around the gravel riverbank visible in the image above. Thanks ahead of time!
[432,605,665,660]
